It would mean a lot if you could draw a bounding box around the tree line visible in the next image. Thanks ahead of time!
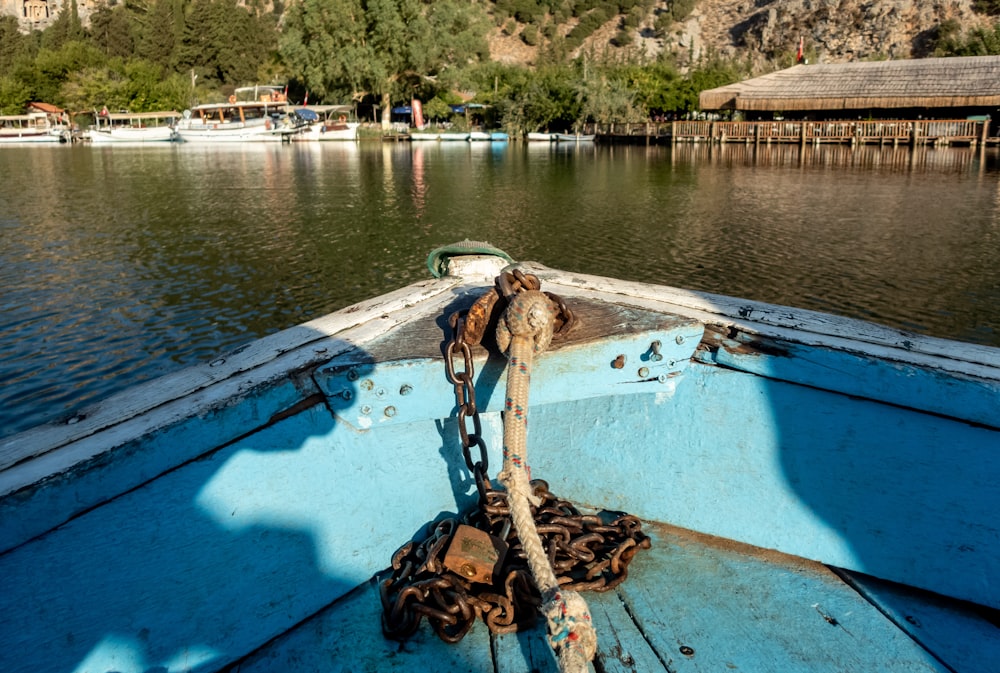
[1,0,997,132]
[0,0,745,131]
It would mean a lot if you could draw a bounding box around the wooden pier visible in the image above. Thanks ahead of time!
[590,119,992,147]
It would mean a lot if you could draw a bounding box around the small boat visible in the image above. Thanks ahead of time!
[490,131,510,142]
[0,108,70,144]
[2,243,998,673]
[526,131,554,141]
[439,132,471,141]
[291,105,359,141]
[88,109,180,143]
[468,131,491,141]
[175,86,309,143]
[409,132,440,141]
[554,133,595,142]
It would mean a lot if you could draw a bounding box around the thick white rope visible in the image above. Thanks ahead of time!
[496,290,597,673]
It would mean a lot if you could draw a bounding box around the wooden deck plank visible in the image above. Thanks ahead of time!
[227,579,492,673]
[588,590,669,672]
[218,523,981,673]
[840,570,1000,673]
[617,525,949,672]
[494,629,561,673]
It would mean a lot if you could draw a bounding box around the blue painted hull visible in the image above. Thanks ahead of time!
[1,250,997,672]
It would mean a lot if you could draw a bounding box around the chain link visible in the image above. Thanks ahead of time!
[445,310,490,502]
[381,481,651,642]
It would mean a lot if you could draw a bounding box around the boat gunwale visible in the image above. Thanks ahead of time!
[5,259,998,477]
[522,263,1000,376]
[0,275,464,480]
[6,258,999,488]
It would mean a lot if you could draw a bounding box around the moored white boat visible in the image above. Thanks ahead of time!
[526,132,554,141]
[0,110,70,144]
[88,110,180,143]
[554,133,595,142]
[439,132,471,141]
[468,131,491,141]
[1,243,997,673]
[175,86,309,143]
[291,105,360,141]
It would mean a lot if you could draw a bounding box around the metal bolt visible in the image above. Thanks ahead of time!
[638,367,649,378]
[384,406,397,418]
[650,340,663,362]
[360,379,374,391]
[679,645,695,657]
[341,389,353,400]
[459,563,477,578]
[346,369,359,381]
[360,405,372,415]
[675,335,685,345]
[399,384,413,396]
[376,387,387,398]
[612,354,626,369]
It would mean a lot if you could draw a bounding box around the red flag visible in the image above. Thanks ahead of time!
[303,91,309,105]
[796,37,804,64]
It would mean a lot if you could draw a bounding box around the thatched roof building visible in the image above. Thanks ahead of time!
[699,56,1000,116]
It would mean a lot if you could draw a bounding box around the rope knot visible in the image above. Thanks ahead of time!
[496,290,557,355]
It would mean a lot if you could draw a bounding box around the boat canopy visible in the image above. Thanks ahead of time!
[103,111,180,121]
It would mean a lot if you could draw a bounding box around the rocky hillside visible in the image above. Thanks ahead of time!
[488,0,992,69]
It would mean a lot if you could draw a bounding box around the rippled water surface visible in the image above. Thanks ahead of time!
[2,141,999,437]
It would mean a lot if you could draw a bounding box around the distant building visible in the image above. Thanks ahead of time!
[699,56,1000,123]
[0,0,94,32]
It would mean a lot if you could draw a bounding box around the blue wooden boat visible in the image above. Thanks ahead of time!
[1,243,998,673]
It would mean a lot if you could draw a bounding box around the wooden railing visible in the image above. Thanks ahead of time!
[588,119,990,146]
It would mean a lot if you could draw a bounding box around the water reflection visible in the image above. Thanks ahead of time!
[665,141,989,173]
[0,142,998,437]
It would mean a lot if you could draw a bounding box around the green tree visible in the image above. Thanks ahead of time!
[501,64,581,133]
[176,0,276,87]
[280,0,489,128]
[0,17,37,78]
[577,73,644,123]
[30,40,106,105]
[88,2,136,60]
[0,75,33,113]
[42,0,86,50]
[934,22,1000,56]
[134,0,179,68]
[620,61,679,114]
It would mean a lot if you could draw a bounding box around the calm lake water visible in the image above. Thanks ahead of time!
[2,140,999,439]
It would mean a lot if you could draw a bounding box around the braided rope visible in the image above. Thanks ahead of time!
[496,290,597,673]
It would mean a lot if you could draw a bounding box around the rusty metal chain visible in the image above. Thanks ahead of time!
[445,310,490,503]
[380,480,651,643]
[381,271,646,644]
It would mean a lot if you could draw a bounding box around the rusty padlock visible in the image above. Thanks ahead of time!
[443,524,508,584]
